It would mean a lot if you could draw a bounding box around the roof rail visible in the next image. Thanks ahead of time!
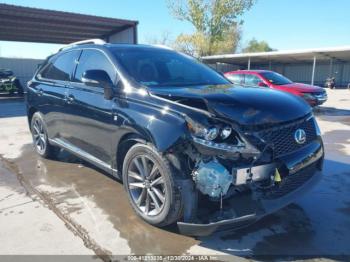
[59,38,106,51]
[150,44,174,50]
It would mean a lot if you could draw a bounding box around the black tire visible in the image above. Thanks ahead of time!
[30,112,60,159]
[14,79,24,96]
[122,143,183,227]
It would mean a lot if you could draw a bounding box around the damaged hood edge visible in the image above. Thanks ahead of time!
[147,85,311,127]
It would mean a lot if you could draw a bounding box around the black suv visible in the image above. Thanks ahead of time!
[26,40,324,236]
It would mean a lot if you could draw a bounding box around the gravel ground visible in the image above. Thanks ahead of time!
[0,89,349,260]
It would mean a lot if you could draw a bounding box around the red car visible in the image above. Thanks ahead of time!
[224,70,327,106]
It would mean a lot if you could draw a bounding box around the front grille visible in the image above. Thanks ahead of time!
[254,117,317,157]
[264,162,317,199]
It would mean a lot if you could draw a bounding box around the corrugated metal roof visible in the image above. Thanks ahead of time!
[0,4,138,44]
[202,46,350,64]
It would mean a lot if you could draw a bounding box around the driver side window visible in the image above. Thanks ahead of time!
[74,50,116,87]
[244,74,262,87]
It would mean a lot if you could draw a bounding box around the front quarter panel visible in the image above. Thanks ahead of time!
[114,92,189,153]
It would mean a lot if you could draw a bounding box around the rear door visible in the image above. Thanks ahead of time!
[34,50,80,140]
[64,49,118,165]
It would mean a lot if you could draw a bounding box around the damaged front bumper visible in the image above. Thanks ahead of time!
[177,139,324,236]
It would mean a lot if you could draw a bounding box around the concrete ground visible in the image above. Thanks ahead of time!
[0,89,349,260]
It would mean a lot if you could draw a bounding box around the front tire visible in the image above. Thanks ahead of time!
[122,143,183,227]
[30,112,59,159]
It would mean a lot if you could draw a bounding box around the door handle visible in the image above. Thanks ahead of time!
[65,95,75,104]
[36,88,43,96]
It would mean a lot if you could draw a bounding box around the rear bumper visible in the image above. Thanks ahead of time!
[178,139,324,236]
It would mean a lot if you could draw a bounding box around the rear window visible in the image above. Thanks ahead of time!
[39,50,80,81]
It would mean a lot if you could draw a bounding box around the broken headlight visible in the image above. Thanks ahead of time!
[187,120,219,141]
[220,126,232,140]
[186,118,260,155]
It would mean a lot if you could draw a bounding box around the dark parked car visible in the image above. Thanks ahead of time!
[26,40,324,236]
[0,69,23,96]
[225,70,327,107]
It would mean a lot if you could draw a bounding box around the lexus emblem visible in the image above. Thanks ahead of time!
[294,129,306,144]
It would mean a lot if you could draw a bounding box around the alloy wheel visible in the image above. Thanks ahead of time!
[32,118,47,154]
[127,155,166,216]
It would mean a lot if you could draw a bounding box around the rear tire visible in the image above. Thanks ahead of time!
[30,112,60,159]
[14,79,24,96]
[122,143,183,227]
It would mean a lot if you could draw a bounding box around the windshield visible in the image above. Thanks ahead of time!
[0,70,13,78]
[110,47,229,87]
[261,72,293,85]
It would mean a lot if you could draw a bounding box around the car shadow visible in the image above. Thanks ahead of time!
[314,106,350,117]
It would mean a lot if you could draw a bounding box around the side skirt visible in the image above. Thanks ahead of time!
[49,138,119,178]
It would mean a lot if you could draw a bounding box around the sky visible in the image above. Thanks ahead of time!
[0,0,350,59]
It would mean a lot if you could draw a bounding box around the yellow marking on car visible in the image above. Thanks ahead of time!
[274,168,282,182]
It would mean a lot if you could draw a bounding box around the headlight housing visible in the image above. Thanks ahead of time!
[302,93,315,100]
[186,119,232,142]
[186,118,260,155]
[221,126,232,140]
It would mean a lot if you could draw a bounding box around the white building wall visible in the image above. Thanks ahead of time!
[0,57,44,86]
[108,27,135,44]
[342,63,350,85]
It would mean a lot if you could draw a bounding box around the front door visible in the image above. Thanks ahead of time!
[64,49,118,165]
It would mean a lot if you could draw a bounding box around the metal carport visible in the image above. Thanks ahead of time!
[0,3,139,86]
[0,3,138,44]
[202,46,350,86]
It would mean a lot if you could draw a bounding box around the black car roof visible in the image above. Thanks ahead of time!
[62,43,172,53]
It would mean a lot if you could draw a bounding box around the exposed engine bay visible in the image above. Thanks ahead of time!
[193,158,276,199]
[169,112,324,236]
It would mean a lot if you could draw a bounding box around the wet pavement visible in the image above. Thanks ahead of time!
[2,146,200,256]
[0,90,349,259]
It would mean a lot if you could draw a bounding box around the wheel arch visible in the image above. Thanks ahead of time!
[27,106,38,127]
[115,132,149,180]
[114,115,187,179]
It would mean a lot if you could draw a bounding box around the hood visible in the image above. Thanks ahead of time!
[148,84,311,126]
[280,83,324,92]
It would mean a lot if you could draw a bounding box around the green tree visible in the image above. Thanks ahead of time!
[144,31,173,46]
[168,0,255,57]
[243,38,275,53]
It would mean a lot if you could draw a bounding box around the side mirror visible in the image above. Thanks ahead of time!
[258,81,268,87]
[82,70,114,100]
